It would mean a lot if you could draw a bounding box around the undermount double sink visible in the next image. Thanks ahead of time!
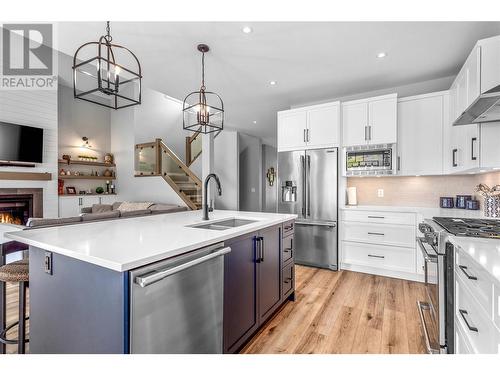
[188,218,258,231]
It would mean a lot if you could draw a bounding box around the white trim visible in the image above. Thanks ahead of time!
[398,90,450,103]
[341,262,424,283]
[341,93,397,106]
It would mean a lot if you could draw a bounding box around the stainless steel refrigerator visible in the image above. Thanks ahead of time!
[277,148,338,270]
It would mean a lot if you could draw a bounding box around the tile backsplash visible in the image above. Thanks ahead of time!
[347,171,500,208]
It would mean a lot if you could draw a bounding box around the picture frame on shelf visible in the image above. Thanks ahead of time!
[66,186,77,195]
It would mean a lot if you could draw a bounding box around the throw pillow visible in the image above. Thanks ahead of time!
[91,204,113,213]
[117,201,154,212]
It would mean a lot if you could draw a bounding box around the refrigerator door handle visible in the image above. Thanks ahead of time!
[306,155,311,217]
[300,154,306,217]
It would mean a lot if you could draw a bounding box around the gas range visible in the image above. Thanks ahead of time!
[433,217,500,239]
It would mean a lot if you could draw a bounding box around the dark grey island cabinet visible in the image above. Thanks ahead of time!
[25,219,295,354]
[223,221,295,353]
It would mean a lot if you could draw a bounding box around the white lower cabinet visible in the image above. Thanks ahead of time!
[454,245,500,354]
[58,195,120,217]
[341,209,419,281]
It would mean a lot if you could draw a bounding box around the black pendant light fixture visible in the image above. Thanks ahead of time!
[72,21,142,110]
[183,44,224,134]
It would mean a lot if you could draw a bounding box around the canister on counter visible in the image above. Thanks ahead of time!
[456,195,472,209]
[440,197,454,209]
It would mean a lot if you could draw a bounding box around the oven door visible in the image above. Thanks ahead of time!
[417,237,441,354]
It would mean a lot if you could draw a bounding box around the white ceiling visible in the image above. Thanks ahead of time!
[55,21,500,144]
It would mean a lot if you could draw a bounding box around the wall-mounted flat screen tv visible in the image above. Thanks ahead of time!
[0,121,44,163]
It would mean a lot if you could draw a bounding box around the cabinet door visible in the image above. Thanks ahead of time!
[277,110,307,151]
[258,225,281,322]
[480,123,500,168]
[466,46,481,107]
[398,95,444,175]
[306,103,340,148]
[368,97,397,144]
[223,232,259,353]
[58,198,80,218]
[456,69,468,119]
[461,124,480,170]
[342,102,368,147]
[480,37,500,94]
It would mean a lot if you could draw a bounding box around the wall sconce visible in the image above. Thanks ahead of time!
[82,137,91,148]
[266,167,276,186]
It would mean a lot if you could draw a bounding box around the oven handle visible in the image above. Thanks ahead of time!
[417,301,440,354]
[417,237,438,264]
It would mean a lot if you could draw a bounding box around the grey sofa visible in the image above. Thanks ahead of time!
[26,202,188,229]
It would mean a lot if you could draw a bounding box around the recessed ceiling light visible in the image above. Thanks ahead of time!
[270,81,277,86]
[242,26,252,34]
[376,52,387,58]
[253,120,257,124]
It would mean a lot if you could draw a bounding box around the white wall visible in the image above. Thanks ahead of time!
[110,95,186,206]
[239,133,262,212]
[214,131,239,210]
[0,90,58,218]
[134,88,186,162]
[262,144,277,213]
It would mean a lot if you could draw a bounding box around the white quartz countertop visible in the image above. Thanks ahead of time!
[5,210,297,272]
[447,235,500,284]
[341,205,490,220]
[0,223,24,245]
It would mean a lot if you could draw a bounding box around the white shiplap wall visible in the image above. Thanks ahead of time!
[0,90,59,218]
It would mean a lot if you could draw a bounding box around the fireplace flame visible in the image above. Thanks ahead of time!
[0,213,22,225]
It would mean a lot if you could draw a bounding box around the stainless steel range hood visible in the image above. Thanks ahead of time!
[454,85,500,126]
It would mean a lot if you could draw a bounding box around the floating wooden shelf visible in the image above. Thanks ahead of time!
[58,176,116,180]
[58,159,116,167]
[0,171,52,181]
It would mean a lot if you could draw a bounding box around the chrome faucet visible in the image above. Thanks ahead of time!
[203,173,222,220]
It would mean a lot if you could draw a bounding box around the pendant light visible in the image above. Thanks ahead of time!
[72,21,142,110]
[183,44,224,134]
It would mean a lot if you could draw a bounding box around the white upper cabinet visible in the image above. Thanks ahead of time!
[342,101,368,147]
[342,94,397,147]
[449,124,480,173]
[479,36,500,95]
[277,102,340,151]
[306,103,340,148]
[368,97,398,144]
[397,92,447,176]
[277,110,307,151]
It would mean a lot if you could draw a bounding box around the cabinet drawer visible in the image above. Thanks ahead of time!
[342,222,415,248]
[342,210,415,226]
[282,220,295,236]
[341,241,415,273]
[455,248,493,317]
[282,262,294,298]
[455,317,475,354]
[282,234,293,264]
[455,273,500,354]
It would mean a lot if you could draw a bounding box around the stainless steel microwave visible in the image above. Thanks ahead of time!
[345,144,396,176]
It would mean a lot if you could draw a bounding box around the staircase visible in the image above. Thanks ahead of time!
[135,139,202,210]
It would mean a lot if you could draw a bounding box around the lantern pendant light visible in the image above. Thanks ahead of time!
[72,21,142,110]
[183,44,224,134]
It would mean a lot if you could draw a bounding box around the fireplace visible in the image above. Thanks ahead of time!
[0,194,33,225]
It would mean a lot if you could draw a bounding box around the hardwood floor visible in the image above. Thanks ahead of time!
[3,265,427,354]
[242,265,428,354]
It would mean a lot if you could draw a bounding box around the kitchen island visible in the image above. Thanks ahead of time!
[6,210,297,354]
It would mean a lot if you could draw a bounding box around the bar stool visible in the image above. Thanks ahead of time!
[0,259,29,354]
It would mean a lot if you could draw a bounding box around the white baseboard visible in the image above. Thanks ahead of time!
[340,262,425,283]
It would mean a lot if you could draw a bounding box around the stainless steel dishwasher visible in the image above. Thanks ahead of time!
[130,243,231,353]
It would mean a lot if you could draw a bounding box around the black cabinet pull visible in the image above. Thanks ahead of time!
[471,137,477,161]
[368,254,385,259]
[258,236,264,263]
[367,232,385,236]
[459,309,478,332]
[458,265,477,280]
[284,224,294,231]
[254,236,261,263]
[368,215,385,219]
[284,238,293,253]
[452,149,458,167]
[284,277,292,284]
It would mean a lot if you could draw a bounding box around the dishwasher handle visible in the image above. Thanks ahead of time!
[135,247,231,288]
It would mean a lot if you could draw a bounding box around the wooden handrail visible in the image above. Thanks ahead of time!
[158,139,202,187]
